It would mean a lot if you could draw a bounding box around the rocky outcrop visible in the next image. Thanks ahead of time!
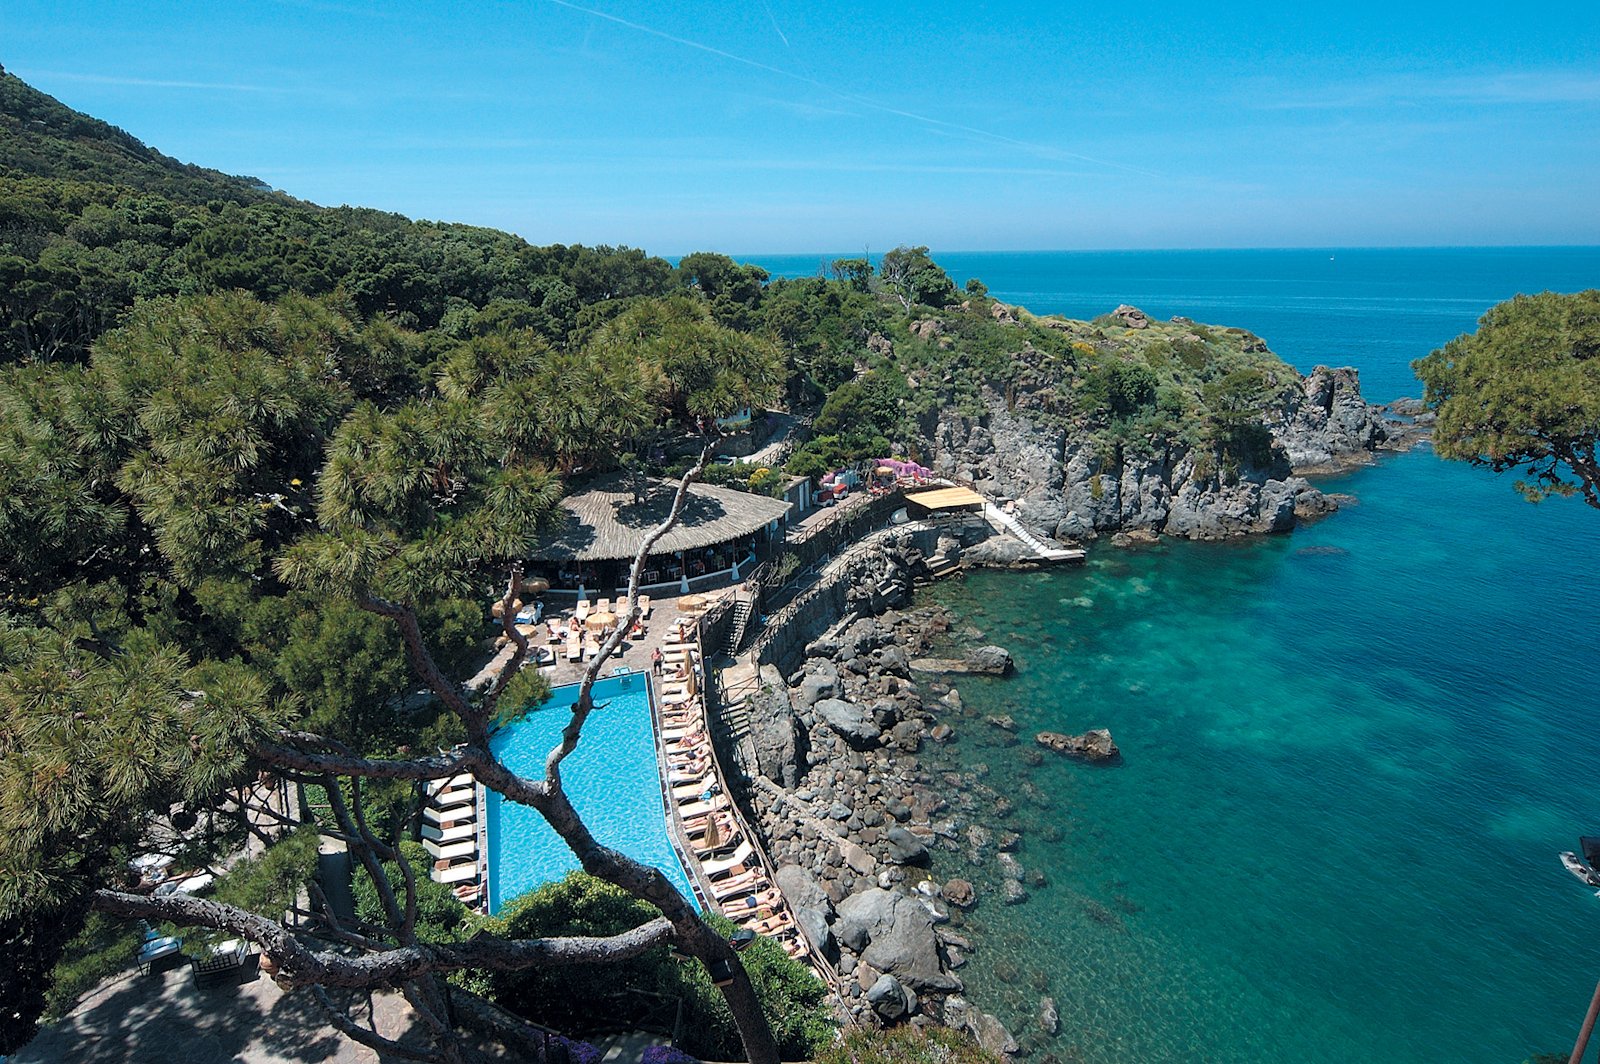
[1037,728,1120,763]
[749,665,804,786]
[910,645,1014,676]
[1269,365,1393,472]
[774,863,836,959]
[1112,303,1150,329]
[928,355,1401,542]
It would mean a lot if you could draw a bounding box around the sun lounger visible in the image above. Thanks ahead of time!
[709,870,765,900]
[566,629,582,662]
[575,600,590,623]
[672,776,717,801]
[701,841,755,877]
[676,794,728,821]
[637,594,651,617]
[596,597,611,613]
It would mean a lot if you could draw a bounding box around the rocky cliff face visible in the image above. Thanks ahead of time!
[925,364,1399,543]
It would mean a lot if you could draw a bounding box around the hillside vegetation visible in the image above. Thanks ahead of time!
[0,66,1310,1055]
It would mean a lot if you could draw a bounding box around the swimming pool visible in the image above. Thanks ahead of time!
[484,673,700,913]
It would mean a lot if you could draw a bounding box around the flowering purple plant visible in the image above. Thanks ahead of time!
[640,1044,699,1064]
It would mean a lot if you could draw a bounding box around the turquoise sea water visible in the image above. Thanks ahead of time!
[752,248,1600,1062]
[484,674,697,913]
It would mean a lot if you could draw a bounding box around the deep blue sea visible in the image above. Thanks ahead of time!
[750,248,1600,1063]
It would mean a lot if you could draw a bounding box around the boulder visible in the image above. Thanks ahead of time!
[1001,879,1029,905]
[840,840,878,876]
[884,826,929,866]
[930,723,955,743]
[816,698,881,748]
[1039,996,1059,1036]
[866,973,918,1021]
[942,879,976,909]
[836,888,961,992]
[798,661,842,706]
[1036,728,1120,762]
[965,645,1014,676]
[1113,304,1150,329]
[973,1011,1021,1056]
[890,719,924,752]
[775,863,836,958]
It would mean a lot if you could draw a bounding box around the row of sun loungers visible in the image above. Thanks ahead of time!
[659,640,810,960]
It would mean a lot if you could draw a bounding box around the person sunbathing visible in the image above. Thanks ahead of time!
[668,747,710,772]
[726,888,785,917]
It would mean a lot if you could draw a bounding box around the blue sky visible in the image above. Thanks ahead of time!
[2,0,1597,254]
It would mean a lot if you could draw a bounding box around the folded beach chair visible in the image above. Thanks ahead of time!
[595,597,611,613]
[637,594,651,618]
[575,600,590,623]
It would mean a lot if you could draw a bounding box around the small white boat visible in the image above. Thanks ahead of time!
[1562,849,1600,889]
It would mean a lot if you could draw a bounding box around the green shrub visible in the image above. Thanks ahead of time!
[815,1024,1000,1064]
[483,873,831,1060]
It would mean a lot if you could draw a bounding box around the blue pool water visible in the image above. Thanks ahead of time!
[484,673,698,913]
[748,247,1600,1061]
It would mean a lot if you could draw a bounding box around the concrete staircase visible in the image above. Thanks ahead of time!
[722,592,757,657]
[982,502,1086,563]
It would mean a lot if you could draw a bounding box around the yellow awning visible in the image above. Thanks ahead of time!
[904,486,986,511]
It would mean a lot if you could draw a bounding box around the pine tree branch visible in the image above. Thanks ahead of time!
[89,889,675,988]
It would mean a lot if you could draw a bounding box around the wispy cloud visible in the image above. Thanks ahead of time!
[1257,71,1600,111]
[540,0,1161,178]
[14,69,287,94]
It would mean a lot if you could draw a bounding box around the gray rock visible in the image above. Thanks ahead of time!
[890,719,924,752]
[840,840,878,876]
[1039,996,1059,1036]
[866,973,918,1021]
[748,666,804,787]
[798,661,841,706]
[1002,879,1029,905]
[774,863,836,958]
[1036,728,1119,762]
[966,645,1014,676]
[973,1011,1021,1056]
[884,826,929,866]
[836,888,961,992]
[942,878,976,909]
[815,698,881,748]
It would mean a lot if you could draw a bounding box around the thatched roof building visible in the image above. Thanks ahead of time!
[533,475,792,563]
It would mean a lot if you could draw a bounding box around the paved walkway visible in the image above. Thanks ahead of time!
[13,965,430,1064]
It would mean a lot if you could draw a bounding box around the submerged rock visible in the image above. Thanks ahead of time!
[1036,728,1120,763]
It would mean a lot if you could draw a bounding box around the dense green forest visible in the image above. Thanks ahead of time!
[0,65,1303,1055]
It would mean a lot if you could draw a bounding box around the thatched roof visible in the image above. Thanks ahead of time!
[532,475,792,562]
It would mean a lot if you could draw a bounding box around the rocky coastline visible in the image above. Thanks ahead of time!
[730,532,1122,1055]
[925,357,1424,546]
[722,333,1427,1052]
